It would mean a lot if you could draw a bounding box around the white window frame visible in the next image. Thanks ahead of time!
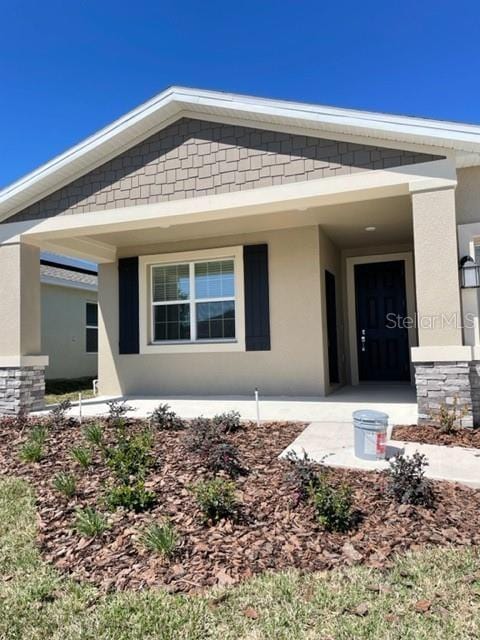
[85,301,98,354]
[139,246,245,354]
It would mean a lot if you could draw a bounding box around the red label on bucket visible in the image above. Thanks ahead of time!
[376,432,386,457]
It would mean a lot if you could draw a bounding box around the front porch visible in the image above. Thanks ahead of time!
[38,383,419,424]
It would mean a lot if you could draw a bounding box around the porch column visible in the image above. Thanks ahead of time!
[411,187,474,426]
[0,242,48,415]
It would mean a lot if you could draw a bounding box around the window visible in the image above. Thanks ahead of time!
[86,302,98,353]
[151,258,236,343]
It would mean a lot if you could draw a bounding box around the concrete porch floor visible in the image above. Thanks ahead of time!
[282,421,480,488]
[40,384,418,424]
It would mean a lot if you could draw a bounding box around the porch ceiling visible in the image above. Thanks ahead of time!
[89,194,412,251]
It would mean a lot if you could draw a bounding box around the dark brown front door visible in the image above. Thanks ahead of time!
[354,260,410,382]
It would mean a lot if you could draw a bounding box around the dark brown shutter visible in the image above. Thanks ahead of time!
[118,257,139,354]
[243,244,271,351]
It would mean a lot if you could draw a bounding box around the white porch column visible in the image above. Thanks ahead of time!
[0,242,48,414]
[411,187,474,426]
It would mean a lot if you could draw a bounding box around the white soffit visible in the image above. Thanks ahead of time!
[2,86,480,222]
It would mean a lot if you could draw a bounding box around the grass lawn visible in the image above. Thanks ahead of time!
[1,477,479,639]
[44,377,95,406]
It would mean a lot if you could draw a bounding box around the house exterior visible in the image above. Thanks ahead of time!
[1,87,480,423]
[40,257,98,380]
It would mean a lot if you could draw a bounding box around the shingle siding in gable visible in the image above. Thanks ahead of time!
[7,118,442,223]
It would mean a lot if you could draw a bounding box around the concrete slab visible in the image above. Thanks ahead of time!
[281,421,480,488]
[37,384,418,424]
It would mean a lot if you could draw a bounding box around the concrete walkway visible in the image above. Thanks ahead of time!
[39,384,418,424]
[282,421,480,488]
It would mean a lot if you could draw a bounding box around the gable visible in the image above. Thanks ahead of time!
[8,118,441,223]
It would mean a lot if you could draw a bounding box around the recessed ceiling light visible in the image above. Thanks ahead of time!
[365,226,376,232]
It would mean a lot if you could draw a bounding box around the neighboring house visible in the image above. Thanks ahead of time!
[40,257,98,380]
[2,87,480,423]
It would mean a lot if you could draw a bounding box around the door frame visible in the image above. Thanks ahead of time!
[346,252,417,385]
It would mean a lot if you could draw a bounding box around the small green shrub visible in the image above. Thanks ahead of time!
[212,410,242,433]
[387,452,434,507]
[106,400,134,429]
[149,404,185,431]
[310,476,354,532]
[73,507,108,537]
[104,481,156,512]
[19,440,44,463]
[104,430,154,483]
[186,417,222,454]
[83,422,103,447]
[140,520,178,557]
[204,442,246,478]
[52,472,76,498]
[70,446,92,469]
[49,399,72,427]
[19,425,47,462]
[285,450,321,504]
[192,478,237,523]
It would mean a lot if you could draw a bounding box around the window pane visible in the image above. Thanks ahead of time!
[152,264,190,302]
[196,301,235,340]
[86,327,98,353]
[154,304,190,341]
[86,302,98,327]
[195,260,234,299]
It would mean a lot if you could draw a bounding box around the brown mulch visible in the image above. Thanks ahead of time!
[1,416,480,594]
[393,424,480,448]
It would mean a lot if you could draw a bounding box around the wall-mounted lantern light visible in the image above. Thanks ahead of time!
[460,256,480,288]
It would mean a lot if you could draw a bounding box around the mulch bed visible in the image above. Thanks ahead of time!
[393,424,480,448]
[1,416,480,594]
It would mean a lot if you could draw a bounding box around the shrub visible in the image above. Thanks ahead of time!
[19,425,47,463]
[204,442,246,478]
[104,430,154,483]
[285,450,321,504]
[70,446,92,469]
[83,422,103,447]
[310,476,354,532]
[104,481,156,512]
[52,472,76,498]
[212,410,242,434]
[192,478,237,523]
[49,399,72,427]
[140,520,178,557]
[106,400,134,429]
[19,440,44,463]
[437,398,466,434]
[387,452,434,507]
[186,417,222,454]
[149,404,185,431]
[73,507,108,537]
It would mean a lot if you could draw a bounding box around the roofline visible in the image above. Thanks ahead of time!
[40,258,98,276]
[3,86,480,222]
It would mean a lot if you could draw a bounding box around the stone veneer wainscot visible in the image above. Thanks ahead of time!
[0,366,45,415]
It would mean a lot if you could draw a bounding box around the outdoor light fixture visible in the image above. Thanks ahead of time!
[459,255,480,288]
[365,226,376,232]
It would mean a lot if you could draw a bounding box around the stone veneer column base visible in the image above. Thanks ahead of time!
[0,366,46,415]
[414,361,480,428]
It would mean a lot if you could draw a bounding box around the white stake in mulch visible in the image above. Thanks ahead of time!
[78,392,83,423]
[254,387,260,428]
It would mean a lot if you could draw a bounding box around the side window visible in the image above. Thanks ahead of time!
[86,302,98,353]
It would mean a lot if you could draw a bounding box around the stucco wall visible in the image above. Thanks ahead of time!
[98,226,326,397]
[456,167,480,225]
[9,118,440,223]
[41,284,98,380]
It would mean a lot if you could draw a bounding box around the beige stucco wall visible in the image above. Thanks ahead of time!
[0,243,41,358]
[98,226,327,397]
[455,167,480,225]
[41,284,98,380]
[412,188,462,347]
[318,228,344,392]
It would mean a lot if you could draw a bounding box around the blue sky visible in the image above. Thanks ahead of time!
[1,0,479,189]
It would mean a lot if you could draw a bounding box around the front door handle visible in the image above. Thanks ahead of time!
[361,329,366,352]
